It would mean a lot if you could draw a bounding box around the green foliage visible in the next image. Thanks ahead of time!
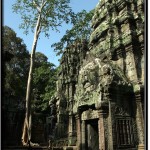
[32,52,57,113]
[2,26,30,108]
[34,52,48,67]
[2,26,57,114]
[51,9,95,55]
[12,0,74,36]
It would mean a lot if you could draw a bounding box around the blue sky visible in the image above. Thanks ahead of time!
[3,0,99,66]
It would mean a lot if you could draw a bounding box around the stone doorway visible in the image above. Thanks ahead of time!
[86,119,99,150]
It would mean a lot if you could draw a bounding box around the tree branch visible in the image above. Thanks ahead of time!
[33,0,41,13]
[33,0,47,15]
[41,0,47,8]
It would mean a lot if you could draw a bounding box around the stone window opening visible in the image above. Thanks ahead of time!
[115,118,134,148]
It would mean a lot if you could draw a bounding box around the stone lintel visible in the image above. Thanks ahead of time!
[81,109,99,121]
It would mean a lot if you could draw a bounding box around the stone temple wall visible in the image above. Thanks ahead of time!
[48,39,89,143]
[49,0,144,149]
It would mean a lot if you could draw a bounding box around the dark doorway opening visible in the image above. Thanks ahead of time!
[86,119,99,150]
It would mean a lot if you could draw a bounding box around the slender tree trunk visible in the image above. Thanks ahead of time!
[22,13,41,146]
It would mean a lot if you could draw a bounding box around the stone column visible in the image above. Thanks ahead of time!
[68,114,74,146]
[75,114,81,150]
[135,94,144,149]
[108,101,113,150]
[68,92,75,145]
[96,95,109,150]
[98,110,106,150]
[68,114,73,137]
[81,120,86,150]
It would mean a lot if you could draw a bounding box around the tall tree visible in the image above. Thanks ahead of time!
[12,0,74,146]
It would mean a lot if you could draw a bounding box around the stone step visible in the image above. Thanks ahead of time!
[2,146,48,150]
[2,146,77,150]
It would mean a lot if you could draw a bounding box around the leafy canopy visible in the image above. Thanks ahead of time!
[32,52,57,113]
[2,26,30,107]
[51,9,95,55]
[2,26,57,113]
[12,0,74,36]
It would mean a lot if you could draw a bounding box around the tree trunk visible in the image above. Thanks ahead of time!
[22,13,41,146]
[22,113,32,145]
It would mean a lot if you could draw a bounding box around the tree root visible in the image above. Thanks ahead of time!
[30,141,40,146]
[22,140,40,147]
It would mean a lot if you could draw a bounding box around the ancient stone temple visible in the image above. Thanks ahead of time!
[48,0,144,149]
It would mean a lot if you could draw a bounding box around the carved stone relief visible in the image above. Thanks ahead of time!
[126,53,137,81]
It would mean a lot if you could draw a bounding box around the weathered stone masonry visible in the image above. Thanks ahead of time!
[49,0,144,149]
